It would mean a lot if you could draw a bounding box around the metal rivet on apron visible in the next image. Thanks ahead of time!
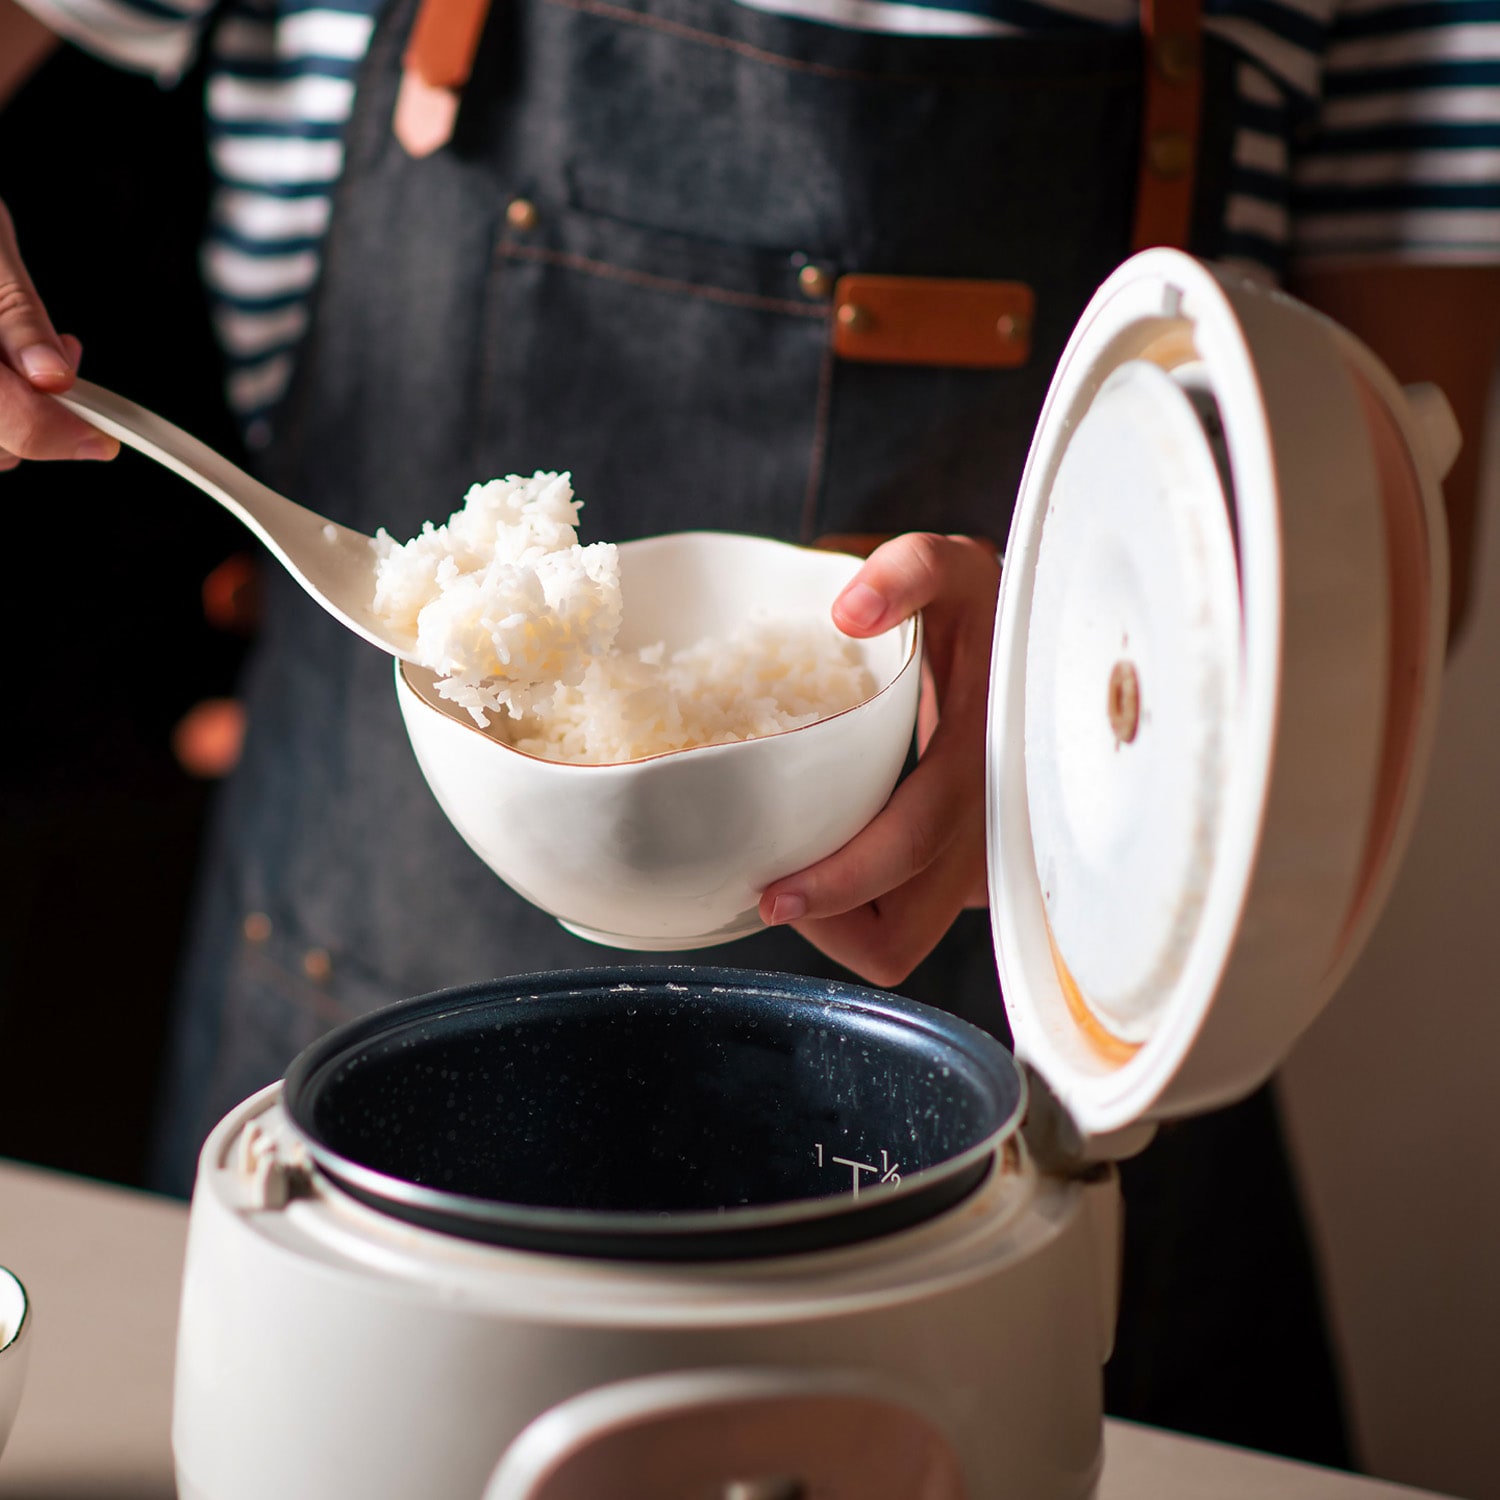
[798,265,833,299]
[1154,32,1198,83]
[302,948,333,982]
[996,311,1032,343]
[835,302,871,332]
[1146,129,1193,179]
[505,198,539,232]
[243,912,272,944]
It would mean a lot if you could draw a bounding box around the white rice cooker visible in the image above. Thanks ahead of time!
[171,250,1457,1500]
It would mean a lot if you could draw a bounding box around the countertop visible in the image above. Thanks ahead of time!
[0,1158,1457,1499]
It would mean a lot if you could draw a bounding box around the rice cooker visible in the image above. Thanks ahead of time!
[171,249,1457,1500]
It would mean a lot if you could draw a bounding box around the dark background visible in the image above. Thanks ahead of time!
[0,46,248,1187]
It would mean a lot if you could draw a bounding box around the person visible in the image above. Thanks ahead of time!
[1,0,1496,1466]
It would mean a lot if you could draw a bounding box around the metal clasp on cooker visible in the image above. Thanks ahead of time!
[229,1106,313,1211]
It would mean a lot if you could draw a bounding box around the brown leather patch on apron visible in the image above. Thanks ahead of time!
[1131,0,1204,251]
[831,274,1034,369]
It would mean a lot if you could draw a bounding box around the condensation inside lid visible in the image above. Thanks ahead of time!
[1023,360,1243,1046]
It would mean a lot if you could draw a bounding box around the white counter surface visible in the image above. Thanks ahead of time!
[0,1158,1456,1499]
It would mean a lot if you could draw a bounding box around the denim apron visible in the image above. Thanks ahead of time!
[153,0,1350,1462]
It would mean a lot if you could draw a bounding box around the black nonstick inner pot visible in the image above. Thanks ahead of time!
[282,966,1024,1261]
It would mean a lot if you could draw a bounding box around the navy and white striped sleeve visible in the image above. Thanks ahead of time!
[1292,0,1500,264]
[16,0,216,84]
[1215,58,1300,279]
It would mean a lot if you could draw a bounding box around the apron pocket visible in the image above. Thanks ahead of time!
[814,357,1044,546]
[475,203,833,543]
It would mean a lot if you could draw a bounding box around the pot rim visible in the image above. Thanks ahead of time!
[281,966,1026,1257]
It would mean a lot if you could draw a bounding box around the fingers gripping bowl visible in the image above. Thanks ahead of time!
[394,532,923,949]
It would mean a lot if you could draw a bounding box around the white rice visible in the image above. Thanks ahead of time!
[374,474,876,763]
[372,473,621,725]
[500,615,874,764]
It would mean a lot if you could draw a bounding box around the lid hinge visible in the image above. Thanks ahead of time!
[1020,1066,1158,1176]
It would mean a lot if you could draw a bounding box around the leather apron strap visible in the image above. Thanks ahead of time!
[1131,0,1204,252]
[393,0,494,155]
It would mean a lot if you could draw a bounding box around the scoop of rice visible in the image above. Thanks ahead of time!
[375,474,878,759]
[372,472,621,725]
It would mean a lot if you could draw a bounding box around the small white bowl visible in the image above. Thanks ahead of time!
[0,1266,30,1461]
[395,531,922,949]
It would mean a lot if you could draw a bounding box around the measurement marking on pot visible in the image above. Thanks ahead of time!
[819,1146,901,1196]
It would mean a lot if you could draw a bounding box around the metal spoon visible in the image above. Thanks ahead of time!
[53,379,420,661]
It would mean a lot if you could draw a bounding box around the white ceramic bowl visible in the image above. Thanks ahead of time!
[395,531,922,949]
[0,1267,30,1461]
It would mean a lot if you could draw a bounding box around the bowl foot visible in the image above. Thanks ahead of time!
[557,912,766,950]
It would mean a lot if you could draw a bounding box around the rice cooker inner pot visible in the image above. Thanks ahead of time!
[282,967,1025,1261]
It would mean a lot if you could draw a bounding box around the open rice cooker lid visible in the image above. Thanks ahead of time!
[988,249,1456,1145]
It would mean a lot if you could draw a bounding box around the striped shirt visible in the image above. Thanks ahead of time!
[20,0,1500,441]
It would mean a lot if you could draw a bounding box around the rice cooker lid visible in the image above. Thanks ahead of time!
[988,249,1455,1143]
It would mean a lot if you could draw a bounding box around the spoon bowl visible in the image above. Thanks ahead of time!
[53,380,419,661]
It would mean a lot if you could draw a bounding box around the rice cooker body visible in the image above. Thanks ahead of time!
[171,250,1455,1499]
[172,1083,1120,1500]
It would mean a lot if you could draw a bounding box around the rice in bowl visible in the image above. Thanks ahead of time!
[374,474,877,764]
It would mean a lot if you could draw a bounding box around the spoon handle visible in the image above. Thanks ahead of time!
[53,379,416,660]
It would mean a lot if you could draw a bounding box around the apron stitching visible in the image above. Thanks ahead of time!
[799,328,836,542]
[543,0,869,79]
[498,239,829,317]
[542,0,1135,87]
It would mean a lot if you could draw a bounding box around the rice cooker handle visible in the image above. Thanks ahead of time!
[1402,382,1461,480]
[484,1367,969,1500]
